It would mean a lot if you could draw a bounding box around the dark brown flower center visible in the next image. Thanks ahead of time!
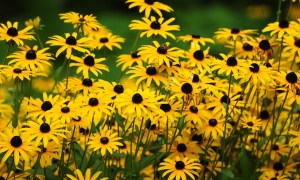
[100,37,108,43]
[220,95,230,104]
[249,63,259,73]
[13,68,22,74]
[114,85,124,94]
[294,38,300,48]
[193,50,204,61]
[72,116,81,122]
[273,162,283,171]
[131,51,140,58]
[40,123,51,133]
[192,74,200,83]
[243,43,253,51]
[157,45,168,54]
[10,136,22,148]
[181,83,193,94]
[146,66,157,75]
[209,119,218,126]
[146,121,156,130]
[286,72,298,84]
[259,39,270,51]
[82,78,93,87]
[226,56,237,66]
[279,19,289,28]
[192,134,203,144]
[132,93,143,104]
[260,110,270,119]
[272,144,279,150]
[144,0,155,5]
[192,34,200,39]
[100,137,109,144]
[120,142,127,149]
[150,21,161,30]
[61,106,70,113]
[231,28,240,34]
[7,27,18,37]
[66,35,77,45]
[88,98,99,106]
[79,127,89,135]
[41,101,53,111]
[190,106,198,113]
[177,143,187,152]
[160,103,171,112]
[26,50,37,60]
[247,122,254,126]
[175,161,185,170]
[84,55,95,66]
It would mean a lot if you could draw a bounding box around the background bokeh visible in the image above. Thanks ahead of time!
[1,0,300,81]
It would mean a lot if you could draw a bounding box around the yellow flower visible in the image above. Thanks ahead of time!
[25,16,43,30]
[67,168,108,180]
[129,16,179,39]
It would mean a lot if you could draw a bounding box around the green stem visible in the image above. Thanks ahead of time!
[276,0,283,22]
[3,41,13,65]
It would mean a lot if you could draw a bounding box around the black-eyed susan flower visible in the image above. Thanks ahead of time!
[92,33,125,51]
[289,130,300,150]
[115,88,164,118]
[214,27,257,41]
[59,11,102,31]
[241,61,275,86]
[22,118,67,147]
[129,16,179,39]
[67,168,107,180]
[152,98,181,125]
[0,129,36,166]
[201,117,227,139]
[116,51,145,71]
[167,136,202,159]
[255,35,277,57]
[85,25,111,39]
[178,34,215,46]
[158,156,201,180]
[275,71,300,90]
[169,78,200,101]
[46,32,91,58]
[77,93,113,124]
[126,0,173,18]
[68,77,103,96]
[183,103,210,127]
[126,65,168,87]
[0,21,35,46]
[240,115,262,131]
[264,142,291,161]
[51,100,79,123]
[225,40,257,59]
[138,41,184,67]
[262,19,299,38]
[88,127,122,156]
[0,65,32,81]
[259,171,290,180]
[98,80,125,100]
[26,92,65,120]
[211,54,248,80]
[69,115,91,129]
[7,45,53,71]
[31,141,60,168]
[25,16,43,30]
[185,44,212,73]
[283,36,300,56]
[70,53,109,78]
[260,160,298,178]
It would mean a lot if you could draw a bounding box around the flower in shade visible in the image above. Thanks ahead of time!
[259,171,289,180]
[138,41,184,67]
[22,118,67,147]
[240,115,262,131]
[7,45,53,71]
[31,141,60,168]
[88,127,122,156]
[70,53,109,78]
[25,16,43,30]
[0,129,36,166]
[178,34,215,46]
[158,156,201,180]
[129,16,179,39]
[167,136,202,159]
[67,168,108,180]
[225,40,257,59]
[126,0,173,18]
[91,33,125,51]
[46,32,91,58]
[283,35,300,56]
[262,19,299,38]
[0,21,35,46]
[289,130,300,150]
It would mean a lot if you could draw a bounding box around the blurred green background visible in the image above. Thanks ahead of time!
[1,0,299,81]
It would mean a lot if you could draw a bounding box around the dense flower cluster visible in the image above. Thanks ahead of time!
[1,0,300,179]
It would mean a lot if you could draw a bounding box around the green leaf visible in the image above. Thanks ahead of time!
[221,168,234,178]
[237,149,251,179]
[138,153,165,170]
[257,137,268,150]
